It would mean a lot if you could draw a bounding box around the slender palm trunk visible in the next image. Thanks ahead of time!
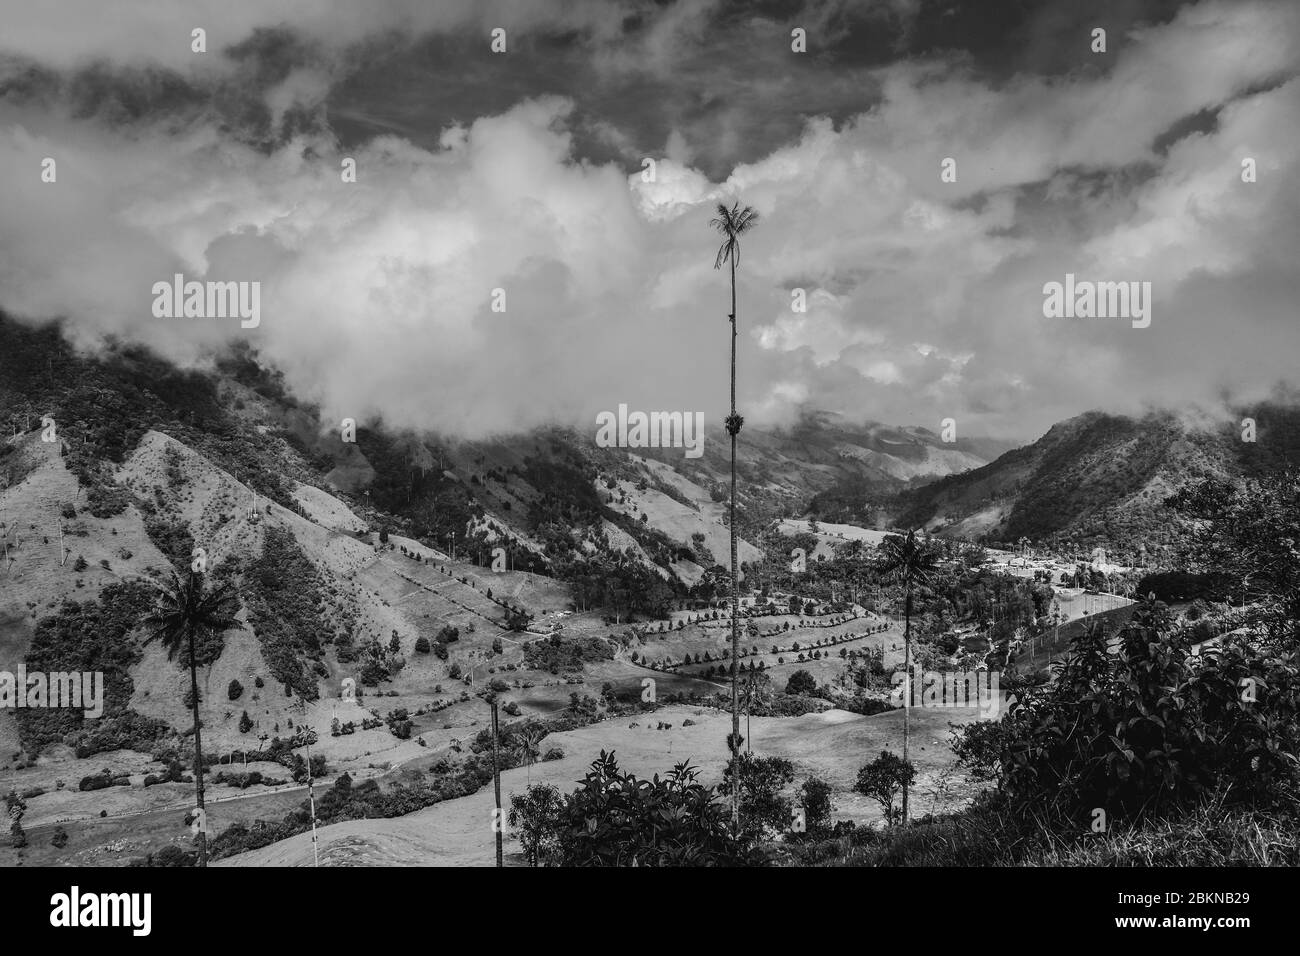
[187,628,207,866]
[901,584,912,826]
[491,700,503,867]
[745,680,751,755]
[728,255,740,827]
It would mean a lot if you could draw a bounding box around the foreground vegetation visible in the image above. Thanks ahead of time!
[504,474,1300,865]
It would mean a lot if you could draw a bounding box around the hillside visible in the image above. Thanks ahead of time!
[2,313,1009,864]
[853,407,1300,551]
[1,314,1011,601]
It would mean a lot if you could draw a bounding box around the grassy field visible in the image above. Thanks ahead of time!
[218,702,992,867]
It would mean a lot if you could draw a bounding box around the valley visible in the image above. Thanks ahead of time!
[0,315,1293,869]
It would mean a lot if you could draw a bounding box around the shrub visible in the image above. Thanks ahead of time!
[721,753,796,839]
[78,770,130,792]
[290,753,327,783]
[855,752,915,825]
[148,844,196,867]
[415,636,431,654]
[784,670,817,696]
[5,791,26,849]
[227,679,243,701]
[965,601,1300,822]
[507,784,564,866]
[386,709,413,740]
[544,751,761,866]
[797,776,835,836]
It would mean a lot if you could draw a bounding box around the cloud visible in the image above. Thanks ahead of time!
[0,0,1297,447]
[0,0,634,70]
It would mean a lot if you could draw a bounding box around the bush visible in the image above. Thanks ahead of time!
[414,636,431,654]
[386,709,413,740]
[721,753,796,839]
[784,670,817,696]
[542,751,761,866]
[966,601,1300,822]
[507,784,564,866]
[798,776,835,836]
[78,770,130,792]
[146,844,197,867]
[855,752,915,825]
[227,679,243,701]
[290,753,328,783]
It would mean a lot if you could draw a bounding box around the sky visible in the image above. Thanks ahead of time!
[0,0,1297,442]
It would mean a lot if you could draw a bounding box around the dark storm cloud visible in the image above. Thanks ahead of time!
[0,0,1298,443]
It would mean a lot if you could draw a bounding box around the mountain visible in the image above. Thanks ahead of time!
[0,312,1011,672]
[883,406,1300,548]
[3,312,997,861]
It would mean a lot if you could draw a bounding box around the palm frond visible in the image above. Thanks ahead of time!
[141,569,241,660]
[876,530,941,585]
[709,201,759,270]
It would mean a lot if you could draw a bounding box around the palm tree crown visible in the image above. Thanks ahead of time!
[142,570,241,660]
[876,530,941,590]
[710,202,760,272]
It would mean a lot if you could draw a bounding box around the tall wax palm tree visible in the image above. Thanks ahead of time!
[709,201,759,824]
[876,529,940,825]
[142,569,240,866]
[516,726,545,786]
[489,697,503,868]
